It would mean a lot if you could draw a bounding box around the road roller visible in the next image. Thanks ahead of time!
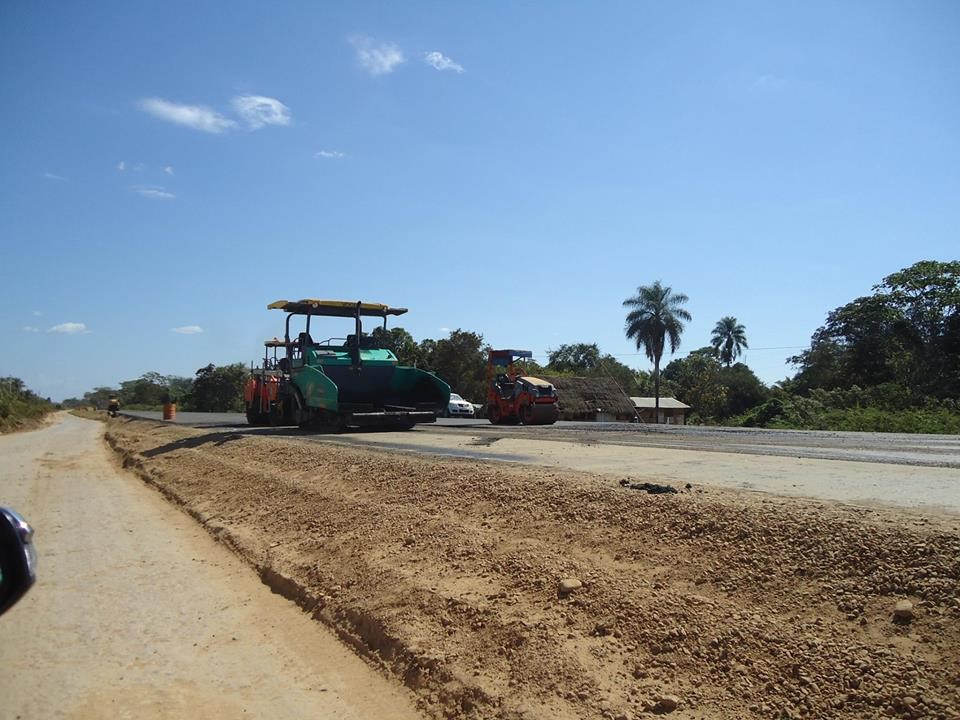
[485,349,560,425]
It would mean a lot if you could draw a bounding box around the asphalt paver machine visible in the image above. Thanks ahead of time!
[244,299,450,430]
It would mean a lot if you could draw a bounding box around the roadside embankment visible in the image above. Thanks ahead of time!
[105,417,960,720]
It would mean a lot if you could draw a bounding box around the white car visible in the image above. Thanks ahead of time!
[445,393,476,418]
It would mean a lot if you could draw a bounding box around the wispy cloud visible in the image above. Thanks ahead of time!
[23,326,40,333]
[135,185,175,199]
[315,150,345,159]
[171,325,203,334]
[231,95,291,129]
[164,166,174,176]
[349,36,405,76]
[751,74,786,94]
[424,51,464,73]
[139,97,236,133]
[49,322,87,334]
[116,160,126,171]
[439,327,452,333]
[43,172,67,181]
[32,311,43,317]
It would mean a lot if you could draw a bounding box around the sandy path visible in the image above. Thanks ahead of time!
[0,414,422,720]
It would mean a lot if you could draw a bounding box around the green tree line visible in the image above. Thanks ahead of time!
[58,259,958,433]
[0,377,57,432]
[623,261,959,432]
[63,363,249,413]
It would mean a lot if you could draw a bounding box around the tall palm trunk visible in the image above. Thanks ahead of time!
[654,354,661,424]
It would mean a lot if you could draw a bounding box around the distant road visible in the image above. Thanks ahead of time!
[122,410,960,469]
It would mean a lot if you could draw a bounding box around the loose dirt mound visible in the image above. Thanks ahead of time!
[106,418,960,720]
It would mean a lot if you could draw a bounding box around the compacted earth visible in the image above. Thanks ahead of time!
[106,417,960,720]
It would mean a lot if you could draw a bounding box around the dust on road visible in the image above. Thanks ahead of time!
[0,414,422,720]
[105,417,960,720]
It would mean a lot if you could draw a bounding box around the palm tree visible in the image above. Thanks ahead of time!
[710,316,748,366]
[623,281,691,422]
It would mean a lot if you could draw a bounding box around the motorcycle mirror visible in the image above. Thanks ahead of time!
[0,507,37,616]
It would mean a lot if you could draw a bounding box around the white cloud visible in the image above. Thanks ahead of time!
[43,172,66,181]
[116,161,126,171]
[138,97,236,133]
[135,185,175,199]
[164,166,174,176]
[440,327,451,333]
[171,325,203,334]
[315,150,345,159]
[23,326,40,333]
[231,95,291,129]
[49,322,87,334]
[32,311,43,317]
[349,36,405,76]
[424,51,463,73]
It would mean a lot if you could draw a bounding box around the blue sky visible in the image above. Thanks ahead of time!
[2,1,958,400]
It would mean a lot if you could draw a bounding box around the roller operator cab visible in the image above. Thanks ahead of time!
[485,349,560,425]
[244,299,450,430]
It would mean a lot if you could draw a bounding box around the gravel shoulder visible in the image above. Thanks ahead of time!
[0,414,423,720]
[105,416,960,720]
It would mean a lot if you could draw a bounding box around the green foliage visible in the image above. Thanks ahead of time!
[710,316,748,366]
[417,329,488,403]
[717,363,769,417]
[545,342,646,396]
[731,394,960,434]
[632,369,661,397]
[623,281,691,419]
[167,376,194,403]
[187,363,248,412]
[623,281,691,365]
[790,260,960,401]
[547,343,602,372]
[662,352,727,419]
[0,377,56,432]
[371,326,421,366]
[659,353,768,422]
[118,372,172,408]
[62,386,117,409]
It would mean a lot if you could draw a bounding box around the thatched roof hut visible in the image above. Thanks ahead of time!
[540,375,637,421]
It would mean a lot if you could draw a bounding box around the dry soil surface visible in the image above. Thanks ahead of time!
[304,430,960,514]
[121,411,960,513]
[0,414,423,719]
[104,417,960,720]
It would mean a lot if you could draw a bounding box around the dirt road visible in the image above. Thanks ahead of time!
[103,417,960,720]
[0,414,422,719]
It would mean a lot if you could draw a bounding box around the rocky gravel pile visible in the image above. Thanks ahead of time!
[106,419,960,720]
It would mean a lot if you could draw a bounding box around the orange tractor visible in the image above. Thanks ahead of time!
[243,339,287,425]
[486,349,559,425]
